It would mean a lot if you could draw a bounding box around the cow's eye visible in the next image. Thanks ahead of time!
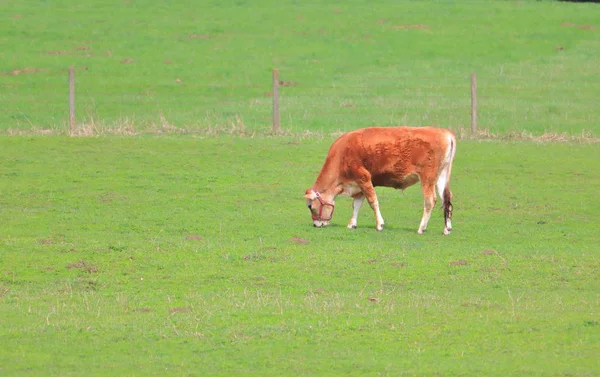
[308,204,312,210]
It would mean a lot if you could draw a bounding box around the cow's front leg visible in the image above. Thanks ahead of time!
[359,185,384,231]
[370,196,385,231]
[347,194,365,229]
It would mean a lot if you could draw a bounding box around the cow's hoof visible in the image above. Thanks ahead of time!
[376,225,384,232]
[348,224,357,229]
[417,229,425,235]
[443,228,451,236]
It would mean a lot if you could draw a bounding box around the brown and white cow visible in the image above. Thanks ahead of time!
[304,126,456,235]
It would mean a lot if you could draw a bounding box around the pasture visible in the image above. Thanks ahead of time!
[1,0,600,376]
[1,137,599,376]
[1,0,599,136]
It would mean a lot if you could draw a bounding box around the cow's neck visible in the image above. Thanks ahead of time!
[313,174,341,202]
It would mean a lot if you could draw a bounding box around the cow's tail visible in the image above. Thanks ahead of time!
[442,132,456,227]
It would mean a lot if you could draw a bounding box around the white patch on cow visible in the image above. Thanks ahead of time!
[342,182,361,197]
[347,195,365,229]
[436,169,447,200]
[417,212,429,234]
[371,199,385,231]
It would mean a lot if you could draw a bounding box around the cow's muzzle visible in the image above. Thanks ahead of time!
[311,190,335,223]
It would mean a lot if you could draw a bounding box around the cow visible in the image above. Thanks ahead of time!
[304,126,456,235]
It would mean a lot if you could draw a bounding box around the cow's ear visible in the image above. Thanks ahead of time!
[304,190,317,200]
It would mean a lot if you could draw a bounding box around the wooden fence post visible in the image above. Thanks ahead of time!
[69,66,75,134]
[471,72,477,134]
[272,68,280,133]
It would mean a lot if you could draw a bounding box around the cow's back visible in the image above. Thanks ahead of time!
[336,127,453,189]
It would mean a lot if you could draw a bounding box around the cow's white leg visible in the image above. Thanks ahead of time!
[417,184,436,234]
[347,195,365,229]
[355,171,385,231]
[371,198,385,231]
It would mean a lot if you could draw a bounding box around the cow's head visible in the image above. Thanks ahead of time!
[304,188,335,228]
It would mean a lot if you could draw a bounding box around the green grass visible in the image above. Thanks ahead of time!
[1,136,599,376]
[1,0,599,375]
[1,0,599,136]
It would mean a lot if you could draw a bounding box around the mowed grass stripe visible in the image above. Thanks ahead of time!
[0,136,598,376]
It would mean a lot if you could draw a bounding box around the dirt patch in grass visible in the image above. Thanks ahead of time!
[120,58,135,64]
[290,236,309,245]
[186,234,204,241]
[67,260,99,273]
[1,67,42,76]
[170,307,191,313]
[483,249,496,255]
[562,22,597,31]
[99,192,116,202]
[189,34,211,39]
[450,260,468,266]
[134,307,153,313]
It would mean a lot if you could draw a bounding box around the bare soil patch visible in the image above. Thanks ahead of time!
[2,67,42,76]
[290,236,309,245]
[170,307,191,313]
[450,260,468,266]
[67,260,99,273]
[562,22,597,31]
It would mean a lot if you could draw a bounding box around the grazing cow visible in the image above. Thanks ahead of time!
[304,126,456,235]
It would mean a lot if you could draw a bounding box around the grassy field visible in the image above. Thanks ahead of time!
[1,136,599,376]
[1,0,600,376]
[1,0,599,136]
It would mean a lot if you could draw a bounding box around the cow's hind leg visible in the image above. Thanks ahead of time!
[417,183,436,234]
[436,169,453,236]
[347,194,365,229]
